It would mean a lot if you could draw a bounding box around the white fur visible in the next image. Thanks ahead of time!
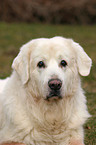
[0,37,92,145]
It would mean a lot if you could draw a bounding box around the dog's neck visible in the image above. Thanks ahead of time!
[24,90,75,128]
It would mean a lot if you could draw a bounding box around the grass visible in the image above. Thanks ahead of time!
[0,22,96,144]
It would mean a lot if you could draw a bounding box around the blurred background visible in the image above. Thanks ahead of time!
[0,0,96,144]
[0,0,96,24]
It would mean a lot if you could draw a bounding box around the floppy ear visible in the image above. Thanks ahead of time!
[12,44,30,84]
[72,41,92,76]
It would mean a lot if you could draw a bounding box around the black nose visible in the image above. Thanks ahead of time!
[48,79,62,91]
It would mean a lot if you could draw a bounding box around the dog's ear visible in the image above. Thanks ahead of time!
[12,44,30,84]
[72,41,92,76]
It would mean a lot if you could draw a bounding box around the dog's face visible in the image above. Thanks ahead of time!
[12,37,92,101]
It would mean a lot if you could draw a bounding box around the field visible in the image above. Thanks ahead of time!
[0,22,96,144]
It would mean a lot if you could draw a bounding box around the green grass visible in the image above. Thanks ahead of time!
[0,22,96,144]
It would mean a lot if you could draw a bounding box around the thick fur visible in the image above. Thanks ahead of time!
[0,37,92,145]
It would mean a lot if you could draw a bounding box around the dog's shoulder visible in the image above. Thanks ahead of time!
[0,78,9,93]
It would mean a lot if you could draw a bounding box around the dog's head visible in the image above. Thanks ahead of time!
[12,37,92,101]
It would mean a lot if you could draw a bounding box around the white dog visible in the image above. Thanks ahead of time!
[0,37,92,145]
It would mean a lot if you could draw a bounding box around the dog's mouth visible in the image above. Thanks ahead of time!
[45,91,62,101]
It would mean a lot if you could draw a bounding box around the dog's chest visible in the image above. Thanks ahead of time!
[23,120,69,145]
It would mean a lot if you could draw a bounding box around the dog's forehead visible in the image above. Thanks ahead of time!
[30,37,75,59]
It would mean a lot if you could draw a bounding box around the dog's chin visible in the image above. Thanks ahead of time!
[45,91,62,101]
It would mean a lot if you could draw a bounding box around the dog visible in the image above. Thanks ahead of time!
[0,37,92,145]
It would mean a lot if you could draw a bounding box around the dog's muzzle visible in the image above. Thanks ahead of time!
[46,79,62,101]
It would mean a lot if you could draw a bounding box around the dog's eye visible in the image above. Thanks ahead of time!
[37,61,45,68]
[60,60,67,67]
